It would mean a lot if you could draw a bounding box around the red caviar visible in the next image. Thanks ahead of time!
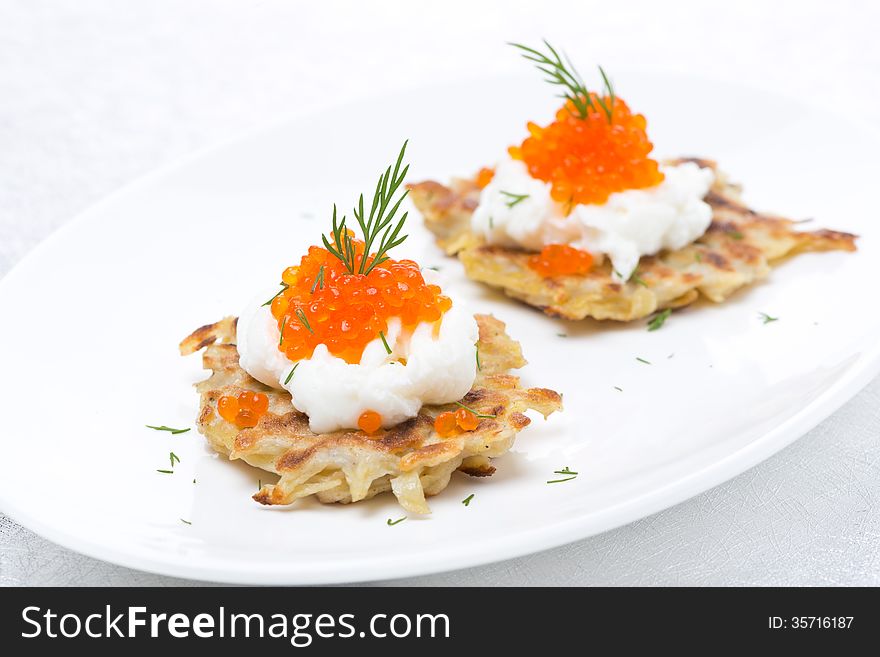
[270,240,452,365]
[475,167,495,189]
[218,390,270,429]
[358,410,382,434]
[454,407,480,431]
[435,408,484,436]
[528,244,595,278]
[434,411,458,437]
[509,95,664,207]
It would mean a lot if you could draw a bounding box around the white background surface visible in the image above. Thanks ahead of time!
[1,0,878,586]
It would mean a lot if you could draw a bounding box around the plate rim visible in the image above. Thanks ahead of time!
[1,74,878,584]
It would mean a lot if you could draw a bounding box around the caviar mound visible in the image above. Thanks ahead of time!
[270,242,452,364]
[509,95,664,207]
[528,244,594,278]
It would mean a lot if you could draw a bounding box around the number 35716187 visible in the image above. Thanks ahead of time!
[769,617,854,629]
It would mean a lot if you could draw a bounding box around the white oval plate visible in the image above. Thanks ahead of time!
[0,74,877,584]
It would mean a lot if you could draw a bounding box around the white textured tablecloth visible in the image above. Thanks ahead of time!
[1,0,878,586]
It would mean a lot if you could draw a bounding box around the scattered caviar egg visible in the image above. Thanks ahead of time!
[434,411,458,437]
[528,244,595,278]
[217,391,270,428]
[270,241,452,364]
[217,395,238,423]
[250,393,269,415]
[358,410,382,434]
[454,407,480,431]
[475,167,495,189]
[509,96,664,206]
[235,409,259,428]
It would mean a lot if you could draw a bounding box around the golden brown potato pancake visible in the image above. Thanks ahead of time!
[409,158,857,321]
[180,314,561,513]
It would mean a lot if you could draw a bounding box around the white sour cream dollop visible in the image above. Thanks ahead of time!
[236,274,479,434]
[471,156,715,280]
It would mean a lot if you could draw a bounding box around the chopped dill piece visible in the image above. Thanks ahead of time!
[647,308,671,331]
[146,425,190,435]
[379,331,392,354]
[499,190,530,207]
[454,401,497,419]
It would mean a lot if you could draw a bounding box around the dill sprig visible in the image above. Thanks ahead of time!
[322,205,357,273]
[758,312,779,324]
[283,363,298,385]
[462,494,475,506]
[322,141,410,275]
[386,517,406,526]
[510,40,615,122]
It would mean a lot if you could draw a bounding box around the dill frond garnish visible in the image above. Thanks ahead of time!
[510,40,614,123]
[636,356,651,365]
[322,204,357,274]
[379,331,392,354]
[758,312,779,324]
[386,517,406,526]
[462,494,475,506]
[322,141,411,275]
[284,363,298,385]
